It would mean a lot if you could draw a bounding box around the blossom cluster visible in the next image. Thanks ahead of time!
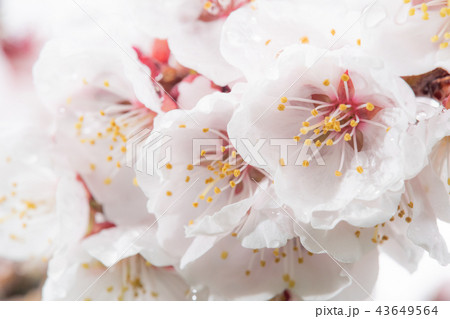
[0,0,449,300]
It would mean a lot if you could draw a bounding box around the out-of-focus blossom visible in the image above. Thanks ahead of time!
[361,0,450,75]
[0,127,88,262]
[114,0,257,85]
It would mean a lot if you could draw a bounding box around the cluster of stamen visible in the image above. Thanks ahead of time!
[164,125,270,227]
[219,237,315,289]
[353,191,415,244]
[0,169,54,256]
[73,79,155,185]
[81,256,160,301]
[278,72,391,177]
[404,0,450,49]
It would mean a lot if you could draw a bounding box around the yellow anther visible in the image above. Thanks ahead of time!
[265,39,271,45]
[445,33,450,40]
[99,110,105,116]
[315,140,322,147]
[166,163,173,170]
[24,201,36,209]
[440,42,449,49]
[300,128,308,135]
[260,260,266,267]
[121,146,126,153]
[279,158,286,166]
[207,197,213,203]
[356,39,361,46]
[386,127,391,132]
[107,156,113,162]
[214,187,221,194]
[403,0,410,3]
[116,161,121,168]
[350,120,358,127]
[288,280,295,288]
[366,102,374,111]
[277,104,285,111]
[409,8,415,16]
[304,139,312,146]
[293,136,300,142]
[302,160,309,167]
[405,217,412,223]
[421,3,428,12]
[187,164,194,170]
[185,176,190,182]
[408,201,414,208]
[150,292,159,298]
[220,251,229,260]
[282,274,290,282]
[202,128,209,133]
[133,177,138,186]
[356,166,364,174]
[311,109,319,116]
[104,81,110,87]
[204,1,212,9]
[302,121,310,127]
[201,150,206,156]
[300,36,309,44]
[245,270,251,276]
[280,97,288,103]
[313,128,321,135]
[192,202,199,208]
[341,74,349,82]
[233,169,241,177]
[339,104,347,111]
[188,220,194,225]
[326,139,333,146]
[298,258,303,264]
[75,122,82,129]
[229,181,236,188]
[178,124,186,128]
[355,230,361,238]
[231,232,238,237]
[104,178,112,185]
[335,170,342,177]
[330,29,336,36]
[90,163,96,170]
[431,35,439,43]
[344,133,352,141]
[231,151,237,158]
[166,191,172,196]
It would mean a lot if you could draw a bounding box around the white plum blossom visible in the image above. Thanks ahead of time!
[0,127,88,262]
[1,0,450,302]
[43,215,193,301]
[228,45,427,230]
[361,0,450,75]
[33,37,176,226]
